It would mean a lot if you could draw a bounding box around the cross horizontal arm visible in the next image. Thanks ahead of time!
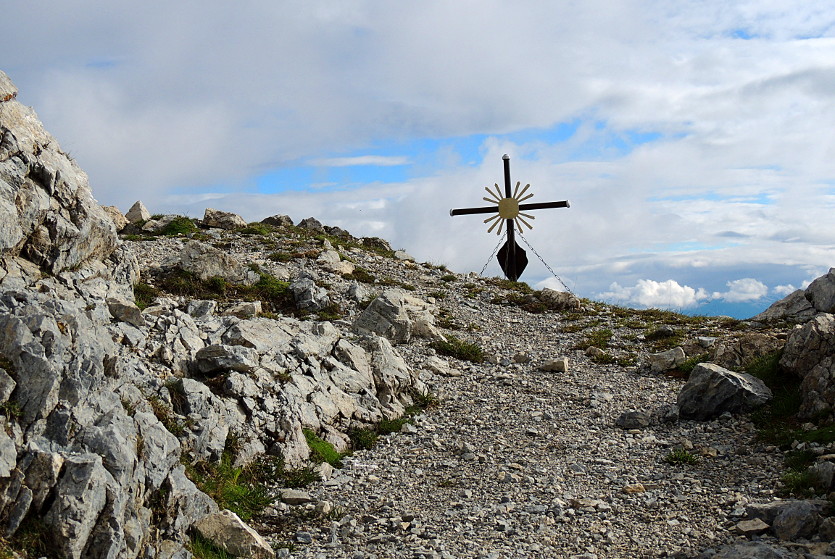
[450,199,569,217]
[449,206,498,216]
[518,200,570,211]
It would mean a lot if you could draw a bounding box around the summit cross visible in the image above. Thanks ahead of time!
[449,154,570,281]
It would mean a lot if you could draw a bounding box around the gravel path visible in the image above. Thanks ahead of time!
[258,304,785,559]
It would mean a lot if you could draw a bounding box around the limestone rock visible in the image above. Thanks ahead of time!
[43,454,109,559]
[394,250,415,262]
[713,542,797,559]
[751,288,816,324]
[223,300,262,319]
[125,201,152,223]
[176,240,259,285]
[648,347,686,373]
[102,205,129,231]
[0,70,118,274]
[0,72,17,101]
[194,344,260,374]
[734,518,770,536]
[615,410,651,429]
[280,489,313,505]
[798,357,835,418]
[261,214,294,227]
[298,217,324,232]
[353,289,413,343]
[107,297,145,328]
[540,357,569,372]
[711,333,784,371]
[194,509,274,559]
[677,363,772,420]
[780,314,835,378]
[290,276,332,312]
[539,288,581,311]
[805,267,835,313]
[203,208,247,230]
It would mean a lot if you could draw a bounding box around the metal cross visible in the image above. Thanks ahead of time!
[449,154,570,281]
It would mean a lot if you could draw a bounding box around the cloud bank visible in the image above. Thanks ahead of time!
[3,1,835,317]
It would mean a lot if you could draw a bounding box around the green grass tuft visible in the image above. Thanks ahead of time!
[303,429,344,467]
[133,282,160,310]
[663,448,700,466]
[189,534,236,559]
[158,216,199,236]
[432,335,484,363]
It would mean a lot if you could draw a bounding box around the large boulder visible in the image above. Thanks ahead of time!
[261,214,293,227]
[174,240,259,285]
[806,268,835,313]
[194,510,274,559]
[0,70,117,274]
[125,200,151,223]
[203,208,247,230]
[677,363,772,420]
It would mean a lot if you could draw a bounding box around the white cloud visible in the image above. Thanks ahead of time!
[774,284,798,296]
[598,279,709,309]
[310,155,411,167]
[712,278,769,303]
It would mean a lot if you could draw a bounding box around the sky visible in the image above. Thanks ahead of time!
[3,1,835,319]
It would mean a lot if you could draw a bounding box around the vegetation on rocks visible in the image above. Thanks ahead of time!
[431,334,485,363]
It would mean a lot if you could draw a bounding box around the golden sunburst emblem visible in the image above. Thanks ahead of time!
[482,181,536,235]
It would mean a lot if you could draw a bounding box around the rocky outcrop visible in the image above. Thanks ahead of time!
[0,72,429,558]
[751,289,815,324]
[0,70,117,274]
[780,314,835,418]
[805,268,835,313]
[710,332,784,371]
[677,363,772,420]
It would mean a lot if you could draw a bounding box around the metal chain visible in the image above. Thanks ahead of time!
[479,232,507,277]
[517,230,574,294]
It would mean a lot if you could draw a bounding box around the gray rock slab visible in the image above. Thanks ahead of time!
[677,363,772,420]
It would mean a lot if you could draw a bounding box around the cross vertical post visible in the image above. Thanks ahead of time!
[449,155,570,281]
[502,154,519,281]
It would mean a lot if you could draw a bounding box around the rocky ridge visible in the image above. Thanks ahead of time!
[2,69,835,559]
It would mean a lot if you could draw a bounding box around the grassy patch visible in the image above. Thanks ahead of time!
[238,223,273,236]
[664,448,700,466]
[749,350,805,447]
[343,267,376,284]
[303,429,344,468]
[432,335,484,363]
[574,328,613,350]
[133,282,160,310]
[677,353,709,376]
[155,269,295,316]
[780,469,817,498]
[186,452,275,522]
[440,274,457,283]
[157,216,199,236]
[267,251,293,263]
[9,516,54,558]
[349,391,438,451]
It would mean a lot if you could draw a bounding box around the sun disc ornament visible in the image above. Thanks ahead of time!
[483,181,538,235]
